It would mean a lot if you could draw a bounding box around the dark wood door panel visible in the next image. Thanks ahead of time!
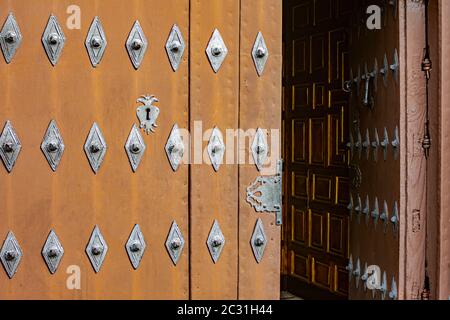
[283,0,351,299]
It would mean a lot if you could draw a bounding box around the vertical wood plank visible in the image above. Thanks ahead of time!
[189,0,240,299]
[238,0,282,300]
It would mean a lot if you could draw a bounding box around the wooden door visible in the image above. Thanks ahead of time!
[283,0,352,299]
[347,0,403,300]
[0,0,282,300]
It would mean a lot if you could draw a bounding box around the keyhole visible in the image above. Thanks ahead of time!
[146,108,151,121]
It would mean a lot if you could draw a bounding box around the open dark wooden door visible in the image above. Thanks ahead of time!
[282,0,353,300]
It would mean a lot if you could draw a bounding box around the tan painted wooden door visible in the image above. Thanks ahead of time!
[282,0,352,300]
[0,0,281,300]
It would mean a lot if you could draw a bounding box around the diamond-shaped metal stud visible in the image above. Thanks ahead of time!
[165,124,185,172]
[41,120,65,172]
[251,128,268,171]
[0,121,21,173]
[0,13,22,64]
[126,20,148,69]
[207,127,225,172]
[0,231,22,279]
[125,124,146,172]
[252,32,269,76]
[207,220,225,264]
[42,230,64,274]
[84,123,107,174]
[165,24,185,72]
[126,224,146,270]
[165,221,185,265]
[86,226,108,273]
[42,15,65,66]
[206,29,228,73]
[250,218,267,264]
[85,16,107,67]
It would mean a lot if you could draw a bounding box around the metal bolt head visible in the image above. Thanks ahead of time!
[256,46,266,58]
[91,244,103,256]
[4,250,16,261]
[211,235,223,248]
[4,31,16,44]
[90,142,101,154]
[211,44,223,57]
[46,139,59,153]
[129,241,142,253]
[131,39,143,50]
[171,238,182,250]
[129,143,141,154]
[254,236,265,247]
[47,32,60,45]
[46,246,60,258]
[170,40,181,53]
[2,142,14,153]
[90,36,102,48]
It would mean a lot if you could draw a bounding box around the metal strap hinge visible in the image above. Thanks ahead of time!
[246,159,283,226]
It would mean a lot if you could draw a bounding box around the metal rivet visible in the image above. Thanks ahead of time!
[47,32,59,45]
[46,139,59,153]
[2,142,14,153]
[46,246,60,258]
[90,36,102,48]
[4,250,16,261]
[4,31,16,44]
[129,241,141,253]
[170,40,181,52]
[131,38,143,50]
[91,244,103,256]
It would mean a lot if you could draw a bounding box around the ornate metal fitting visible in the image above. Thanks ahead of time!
[250,218,267,264]
[42,230,64,274]
[252,32,269,76]
[165,124,185,172]
[346,255,354,281]
[86,226,108,273]
[389,277,398,300]
[391,126,400,160]
[41,120,65,171]
[126,224,146,270]
[85,16,107,67]
[353,258,361,289]
[0,231,22,279]
[354,194,362,224]
[0,13,22,63]
[0,121,21,173]
[379,271,388,300]
[346,133,354,159]
[246,160,283,225]
[84,123,107,174]
[363,195,370,226]
[165,24,185,72]
[380,200,389,234]
[347,194,353,213]
[390,49,399,84]
[126,21,148,69]
[380,127,390,161]
[206,29,228,73]
[355,129,362,160]
[361,62,377,108]
[361,262,369,291]
[165,221,185,265]
[251,128,268,171]
[125,124,146,172]
[42,15,65,66]
[379,53,389,87]
[372,128,380,162]
[371,197,380,225]
[136,95,160,135]
[362,129,370,160]
[207,220,225,263]
[207,127,225,172]
[391,201,399,234]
